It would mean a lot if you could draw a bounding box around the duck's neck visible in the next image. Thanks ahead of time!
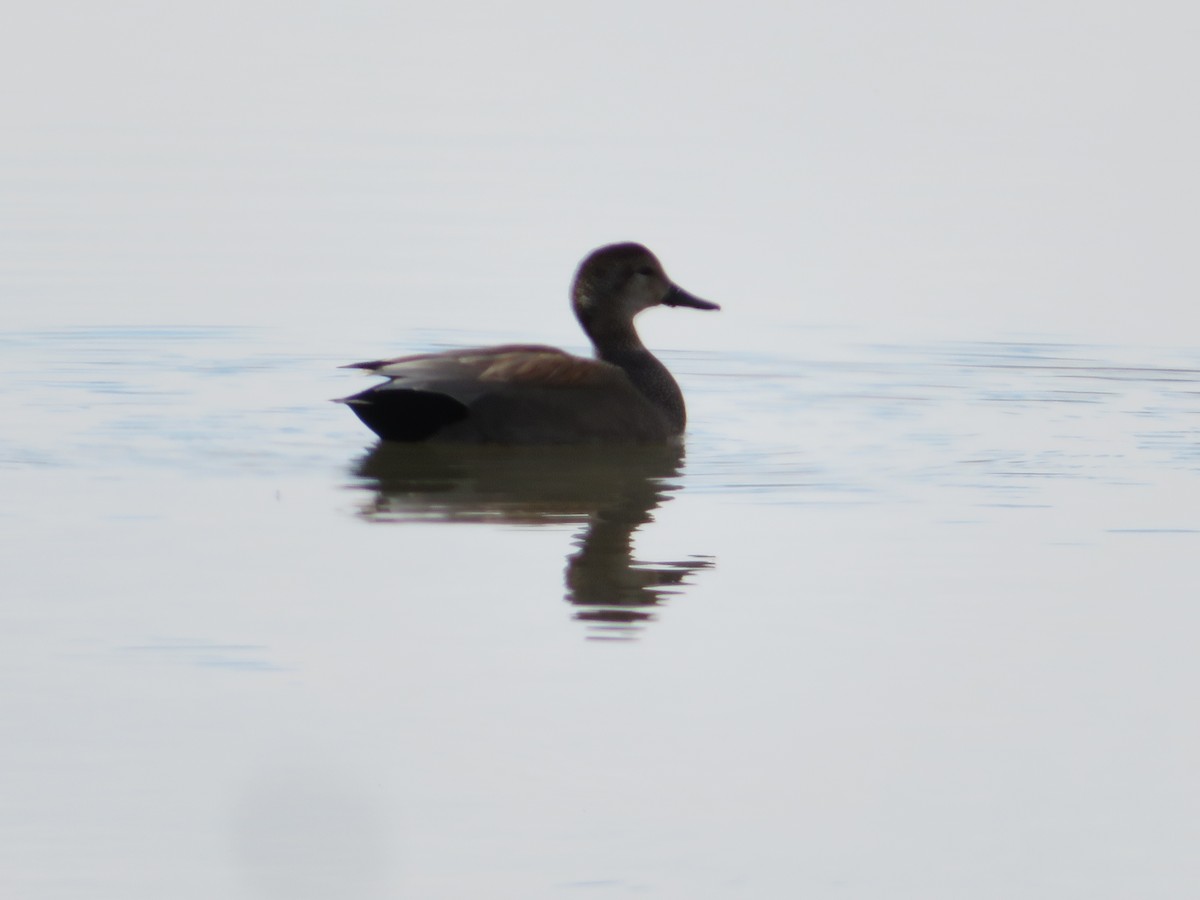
[582,317,687,433]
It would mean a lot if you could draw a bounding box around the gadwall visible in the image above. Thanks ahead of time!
[338,243,719,443]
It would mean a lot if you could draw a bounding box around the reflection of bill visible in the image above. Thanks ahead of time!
[351,443,714,640]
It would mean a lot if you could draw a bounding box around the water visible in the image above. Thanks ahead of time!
[4,2,1200,895]
[3,323,1199,898]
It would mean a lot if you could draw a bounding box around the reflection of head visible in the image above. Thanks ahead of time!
[566,523,714,640]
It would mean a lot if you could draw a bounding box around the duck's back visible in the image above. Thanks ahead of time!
[340,345,678,444]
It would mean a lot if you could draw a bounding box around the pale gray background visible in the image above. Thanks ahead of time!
[3,3,1199,899]
[5,1,1196,341]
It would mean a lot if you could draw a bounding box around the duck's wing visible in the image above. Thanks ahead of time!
[343,345,631,401]
[341,344,568,376]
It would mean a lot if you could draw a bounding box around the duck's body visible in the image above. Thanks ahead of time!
[338,243,718,444]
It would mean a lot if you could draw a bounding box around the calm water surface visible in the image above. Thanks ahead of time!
[2,325,1198,898]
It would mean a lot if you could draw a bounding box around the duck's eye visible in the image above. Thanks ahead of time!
[636,267,656,277]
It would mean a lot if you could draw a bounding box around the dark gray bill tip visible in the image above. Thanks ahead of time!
[662,284,720,311]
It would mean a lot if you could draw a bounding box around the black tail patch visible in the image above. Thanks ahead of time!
[342,387,469,442]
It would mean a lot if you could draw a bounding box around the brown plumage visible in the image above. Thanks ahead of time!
[337,243,719,444]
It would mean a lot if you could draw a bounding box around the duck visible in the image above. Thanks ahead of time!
[337,242,719,444]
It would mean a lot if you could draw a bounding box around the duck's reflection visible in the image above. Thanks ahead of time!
[351,443,713,639]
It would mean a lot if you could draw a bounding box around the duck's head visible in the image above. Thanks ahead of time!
[571,243,719,332]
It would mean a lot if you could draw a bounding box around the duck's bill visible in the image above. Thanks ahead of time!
[662,284,720,311]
